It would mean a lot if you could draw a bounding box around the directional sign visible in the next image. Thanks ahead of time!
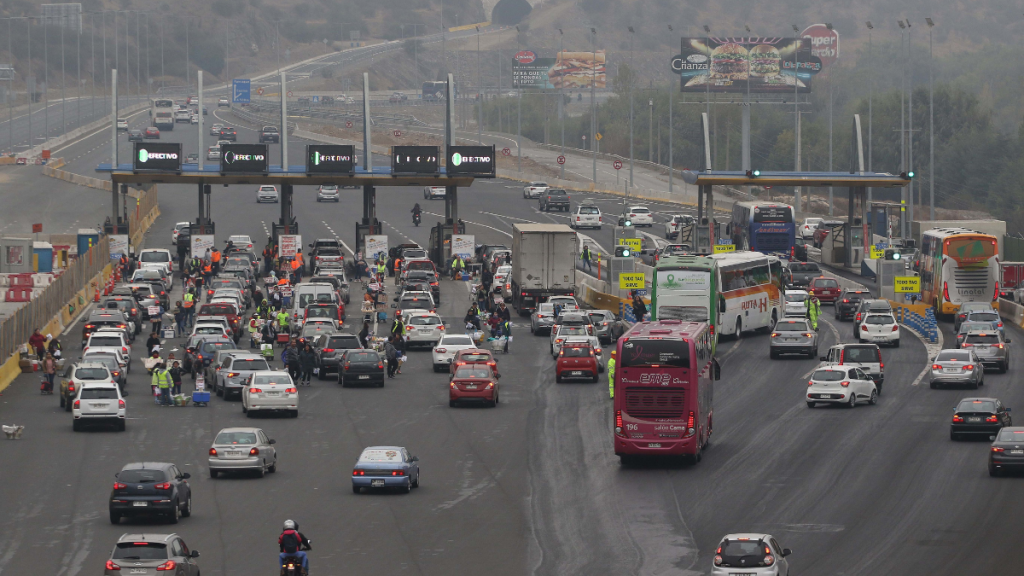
[256,86,265,96]
[232,79,251,103]
[220,143,268,173]
[393,130,403,137]
[502,147,511,156]
[391,145,440,175]
[613,159,623,170]
[618,272,645,290]
[556,155,565,165]
[894,276,921,293]
[346,120,353,128]
[133,143,182,172]
[621,238,641,254]
[306,144,355,175]
[713,244,736,254]
[869,246,885,260]
[595,132,603,141]
[447,145,495,177]
[312,95,319,103]
[287,90,293,97]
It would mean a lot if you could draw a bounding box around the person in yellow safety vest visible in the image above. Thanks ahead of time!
[376,261,387,281]
[277,309,290,332]
[248,315,260,348]
[607,350,616,399]
[805,295,822,330]
[152,363,172,406]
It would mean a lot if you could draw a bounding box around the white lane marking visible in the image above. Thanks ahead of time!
[261,221,270,237]
[423,211,511,237]
[909,324,944,387]
[321,220,355,255]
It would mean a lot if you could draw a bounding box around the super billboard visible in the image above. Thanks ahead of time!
[672,37,819,93]
[512,50,606,89]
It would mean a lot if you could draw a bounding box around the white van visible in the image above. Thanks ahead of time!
[570,203,602,230]
[289,283,338,326]
[137,249,173,275]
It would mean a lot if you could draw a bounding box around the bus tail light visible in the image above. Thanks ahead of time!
[943,282,950,302]
[994,281,1000,302]
[687,411,694,435]
[614,410,623,434]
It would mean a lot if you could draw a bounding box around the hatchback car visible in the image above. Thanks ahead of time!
[207,145,221,160]
[256,185,279,203]
[109,462,192,524]
[806,366,877,408]
[858,313,900,347]
[351,446,420,493]
[770,319,818,358]
[143,126,160,139]
[555,341,600,382]
[208,427,277,478]
[424,185,446,199]
[59,362,116,410]
[103,533,200,575]
[449,363,500,406]
[529,303,558,335]
[962,330,1011,372]
[956,321,998,348]
[210,122,224,135]
[712,533,791,576]
[242,371,299,417]
[618,205,654,227]
[852,299,893,337]
[317,184,340,202]
[448,348,499,376]
[808,276,841,304]
[570,203,602,229]
[127,129,143,142]
[834,289,870,320]
[73,382,127,431]
[951,397,1012,440]
[339,349,386,387]
[965,309,1004,339]
[799,217,823,239]
[212,353,271,399]
[432,334,477,372]
[930,349,984,389]
[550,324,593,357]
[116,118,129,130]
[783,290,808,317]
[988,426,1024,476]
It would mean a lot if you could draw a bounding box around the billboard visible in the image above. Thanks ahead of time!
[133,143,181,172]
[446,146,495,177]
[279,235,301,258]
[306,144,355,175]
[513,50,606,89]
[220,144,268,173]
[801,24,840,67]
[392,146,439,175]
[672,37,819,93]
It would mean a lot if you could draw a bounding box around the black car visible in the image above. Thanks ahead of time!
[404,270,440,303]
[127,129,144,142]
[101,297,143,334]
[219,127,237,141]
[835,289,871,321]
[951,397,1012,441]
[989,426,1024,476]
[109,462,192,524]
[258,126,280,143]
[314,332,363,378]
[339,349,385,387]
[82,311,131,347]
[787,262,822,288]
[539,188,570,212]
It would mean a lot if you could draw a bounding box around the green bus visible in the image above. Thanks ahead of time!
[651,255,721,351]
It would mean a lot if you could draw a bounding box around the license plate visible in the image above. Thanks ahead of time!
[265,391,280,397]
[226,451,242,456]
[358,375,370,379]
[465,385,477,390]
[133,501,148,507]
[820,394,833,399]
[943,368,960,373]
[371,479,385,488]
[784,338,796,342]
[571,371,583,375]
[968,417,982,422]
[91,403,106,408]
[131,569,148,574]
[647,443,662,448]
[1010,450,1024,454]
[822,291,831,294]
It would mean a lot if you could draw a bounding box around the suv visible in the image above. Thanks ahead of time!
[82,310,132,347]
[210,352,271,399]
[664,214,694,240]
[853,299,893,337]
[820,343,885,392]
[962,330,1011,373]
[523,181,549,199]
[834,289,870,321]
[258,126,280,143]
[59,362,115,410]
[198,303,242,340]
[103,533,200,574]
[858,312,900,346]
[109,463,193,524]
[424,185,446,199]
[313,332,363,378]
[72,381,126,431]
[218,96,230,106]
[955,302,995,331]
[101,297,142,334]
[570,203,602,229]
[219,126,237,141]
[808,276,841,304]
[539,188,570,212]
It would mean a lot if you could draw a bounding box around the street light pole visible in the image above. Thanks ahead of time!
[826,22,834,217]
[628,26,635,187]
[792,24,801,215]
[668,24,674,195]
[476,25,482,144]
[44,18,49,142]
[866,22,873,219]
[516,25,521,173]
[591,27,597,184]
[907,19,915,232]
[61,23,66,136]
[559,28,564,180]
[927,18,935,221]
[648,97,653,162]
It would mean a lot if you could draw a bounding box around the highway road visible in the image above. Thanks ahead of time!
[2,99,1024,576]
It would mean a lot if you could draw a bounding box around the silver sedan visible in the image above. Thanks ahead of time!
[770,318,819,359]
[208,427,277,478]
[930,349,984,389]
[530,303,557,335]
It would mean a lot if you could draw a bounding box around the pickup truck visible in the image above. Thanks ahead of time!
[259,126,280,143]
[539,188,571,212]
[786,262,823,288]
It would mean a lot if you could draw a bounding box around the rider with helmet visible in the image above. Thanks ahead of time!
[278,519,312,574]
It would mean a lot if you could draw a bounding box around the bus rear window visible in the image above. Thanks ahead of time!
[620,339,689,367]
[752,206,793,222]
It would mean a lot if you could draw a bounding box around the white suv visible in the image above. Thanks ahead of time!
[859,312,900,347]
[256,185,279,203]
[72,381,126,431]
[424,186,446,199]
[242,371,299,418]
[523,181,548,199]
[570,203,602,229]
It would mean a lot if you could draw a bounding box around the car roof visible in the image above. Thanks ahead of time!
[116,533,178,543]
[121,462,174,471]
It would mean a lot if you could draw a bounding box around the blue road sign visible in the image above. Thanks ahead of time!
[635,289,648,296]
[312,95,319,103]
[232,79,251,103]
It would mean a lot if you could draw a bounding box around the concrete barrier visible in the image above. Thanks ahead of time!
[997,298,1024,327]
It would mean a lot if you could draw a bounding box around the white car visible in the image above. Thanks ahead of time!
[174,109,192,123]
[404,311,445,347]
[570,203,602,229]
[207,145,221,160]
[317,184,340,202]
[523,181,548,199]
[191,114,199,124]
[227,235,254,252]
[116,118,128,130]
[621,206,654,227]
[216,139,232,147]
[191,323,232,339]
[172,221,191,245]
[800,217,823,239]
[806,365,878,408]
[218,97,230,107]
[859,313,900,346]
[257,185,280,203]
[424,186,446,199]
[784,290,809,317]
[137,248,174,275]
[432,334,477,372]
[72,381,126,431]
[86,330,133,359]
[242,371,299,417]
[493,265,512,297]
[210,123,224,136]
[551,325,594,358]
[712,533,792,576]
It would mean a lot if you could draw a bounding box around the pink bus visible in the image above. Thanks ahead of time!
[613,320,718,464]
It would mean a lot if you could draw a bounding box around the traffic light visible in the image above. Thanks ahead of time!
[614,245,632,258]
[622,218,632,227]
[901,171,915,179]
[745,169,761,178]
[884,248,902,260]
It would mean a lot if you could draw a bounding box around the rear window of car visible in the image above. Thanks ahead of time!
[957,400,996,413]
[937,351,971,362]
[327,336,359,348]
[140,251,169,262]
[966,334,1000,344]
[620,339,689,367]
[253,374,292,385]
[455,366,492,378]
[960,322,993,333]
[968,312,999,322]
[785,292,807,302]
[559,326,588,336]
[347,351,380,362]
[360,448,403,462]
[459,353,491,363]
[75,368,110,380]
[89,336,123,347]
[200,304,236,315]
[407,261,434,271]
[232,359,270,371]
[113,542,168,560]
[588,312,611,322]
[561,346,593,357]
[548,189,567,196]
[307,307,336,318]
[776,321,809,331]
[577,206,600,214]
[812,370,845,381]
[997,428,1024,441]
[790,263,820,272]
[442,336,474,346]
[118,469,168,483]
[409,315,441,325]
[632,207,650,214]
[813,279,839,288]
[865,315,894,325]
[215,431,257,444]
[843,346,879,363]
[719,540,766,564]
[80,387,118,399]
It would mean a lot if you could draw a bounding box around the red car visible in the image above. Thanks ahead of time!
[811,220,844,248]
[449,364,499,407]
[449,348,499,376]
[143,126,160,139]
[808,277,841,304]
[555,342,600,383]
[198,303,242,340]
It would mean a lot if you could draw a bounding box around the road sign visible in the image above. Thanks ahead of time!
[618,272,645,290]
[345,120,353,128]
[448,145,496,177]
[502,148,511,156]
[393,130,403,137]
[232,79,251,103]
[256,87,265,96]
[634,289,648,296]
[556,155,565,165]
[621,238,641,253]
[312,95,319,103]
[870,246,885,260]
[613,160,623,170]
[286,90,293,97]
[32,223,42,233]
[894,276,921,293]
[713,244,736,254]
[392,145,440,175]
[595,132,603,141]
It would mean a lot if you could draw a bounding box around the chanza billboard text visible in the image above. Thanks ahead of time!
[671,37,820,93]
[513,50,606,89]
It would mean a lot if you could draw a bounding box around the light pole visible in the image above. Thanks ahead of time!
[44,18,49,142]
[898,19,906,238]
[27,17,32,149]
[590,27,596,183]
[668,24,674,195]
[907,19,914,230]
[476,25,481,144]
[515,25,521,173]
[559,28,564,180]
[648,97,653,162]
[926,17,935,221]
[61,22,66,136]
[628,25,634,187]
[826,22,834,217]
[792,24,801,214]
[866,22,873,219]
[703,25,711,169]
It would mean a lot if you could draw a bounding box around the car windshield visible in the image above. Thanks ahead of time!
[775,321,809,332]
[215,431,257,444]
[233,359,270,371]
[657,306,708,322]
[118,469,168,483]
[813,279,839,288]
[113,542,168,560]
[719,540,767,564]
[790,263,819,272]
[937,351,972,362]
[785,293,808,302]
[958,400,996,413]
[80,387,118,399]
[455,366,493,378]
[561,346,593,357]
[75,368,110,380]
[812,370,845,382]
[843,346,878,363]
[442,336,474,346]
[578,206,600,214]
[140,252,169,262]
[346,351,380,362]
[969,312,999,322]
[865,315,894,325]
[966,334,1000,344]
[620,339,689,367]
[409,315,441,325]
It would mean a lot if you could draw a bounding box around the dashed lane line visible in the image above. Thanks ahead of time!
[423,211,511,237]
[320,221,355,256]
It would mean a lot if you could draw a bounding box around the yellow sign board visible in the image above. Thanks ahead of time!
[619,272,645,290]
[713,244,736,253]
[595,132,603,141]
[894,276,920,293]
[621,238,641,253]
[870,246,885,259]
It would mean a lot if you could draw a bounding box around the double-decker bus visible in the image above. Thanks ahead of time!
[920,227,1000,316]
[711,251,783,337]
[612,320,718,464]
[729,201,795,257]
[651,254,720,350]
[150,98,175,130]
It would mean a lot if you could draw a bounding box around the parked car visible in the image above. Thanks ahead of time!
[109,462,192,524]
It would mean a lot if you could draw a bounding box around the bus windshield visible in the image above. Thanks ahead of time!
[620,339,689,367]
[153,99,173,108]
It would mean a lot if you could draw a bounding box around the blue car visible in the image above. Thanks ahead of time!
[351,446,420,494]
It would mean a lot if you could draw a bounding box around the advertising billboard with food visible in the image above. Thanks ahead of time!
[512,50,606,89]
[672,37,818,93]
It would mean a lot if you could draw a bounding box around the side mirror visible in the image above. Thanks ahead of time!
[269,439,277,444]
[781,548,792,557]
[190,550,201,559]
[181,472,191,479]
[410,456,419,462]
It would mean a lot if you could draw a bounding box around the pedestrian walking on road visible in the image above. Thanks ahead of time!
[169,361,183,396]
[299,344,316,385]
[384,336,399,378]
[42,353,57,394]
[631,293,648,322]
[359,321,372,349]
[172,301,186,337]
[152,363,172,406]
[29,329,46,359]
[581,244,593,272]
[146,332,162,356]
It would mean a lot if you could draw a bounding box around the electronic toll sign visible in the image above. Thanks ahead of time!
[220,144,269,173]
[306,144,355,175]
[447,145,495,177]
[132,143,182,172]
[391,146,439,176]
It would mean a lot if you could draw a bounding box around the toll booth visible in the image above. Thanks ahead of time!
[355,220,381,256]
[428,222,464,270]
[821,219,864,268]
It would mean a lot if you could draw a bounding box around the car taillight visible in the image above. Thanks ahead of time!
[986,415,999,423]
[576,217,581,221]
[892,325,899,332]
[118,399,125,409]
[855,314,861,322]
[209,448,217,456]
[250,387,264,393]
[803,333,813,337]
[992,447,1005,453]
[994,281,999,302]
[249,447,260,456]
[154,482,171,490]
[840,381,850,387]
[353,469,365,476]
[114,482,127,490]
[436,348,447,353]
[962,343,973,347]
[323,348,335,353]
[998,323,1004,328]
[68,384,75,392]
[952,415,964,422]
[73,400,80,409]
[932,364,941,370]
[378,363,385,369]
[285,387,297,393]
[843,299,849,303]
[861,325,868,331]
[155,560,176,571]
[614,410,623,434]
[391,470,405,476]
[106,560,121,571]
[122,347,128,353]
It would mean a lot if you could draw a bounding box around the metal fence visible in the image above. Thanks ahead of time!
[0,236,110,360]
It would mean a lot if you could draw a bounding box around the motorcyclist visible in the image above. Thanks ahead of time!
[412,203,422,226]
[278,519,311,574]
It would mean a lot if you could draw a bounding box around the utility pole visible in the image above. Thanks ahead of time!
[668,25,674,195]
[898,20,906,238]
[927,18,935,221]
[907,19,915,230]
[61,23,66,136]
[476,25,482,144]
[185,18,190,90]
[27,18,32,149]
[826,22,834,217]
[792,24,801,215]
[591,27,597,184]
[515,25,521,173]
[628,26,634,187]
[44,18,49,142]
[559,28,564,180]
[865,22,873,220]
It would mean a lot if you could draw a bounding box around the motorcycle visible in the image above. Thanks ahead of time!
[279,539,312,576]
[413,212,421,227]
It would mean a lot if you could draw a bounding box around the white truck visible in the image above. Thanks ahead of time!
[510,223,578,315]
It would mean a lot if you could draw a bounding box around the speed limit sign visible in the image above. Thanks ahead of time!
[346,120,353,128]
[502,148,511,156]
[556,155,565,165]
[393,130,403,137]
[613,160,623,170]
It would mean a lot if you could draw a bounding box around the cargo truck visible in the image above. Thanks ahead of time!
[510,223,577,315]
